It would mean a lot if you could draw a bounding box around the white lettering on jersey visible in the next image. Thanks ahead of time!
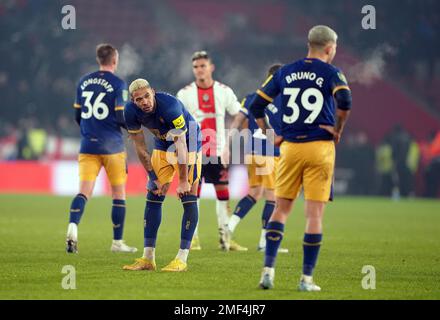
[81,78,114,92]
[285,72,324,88]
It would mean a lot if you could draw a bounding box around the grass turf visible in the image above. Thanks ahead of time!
[0,194,439,300]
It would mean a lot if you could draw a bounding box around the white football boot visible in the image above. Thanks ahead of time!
[111,240,138,253]
[298,275,321,292]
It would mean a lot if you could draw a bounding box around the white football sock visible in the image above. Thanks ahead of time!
[216,200,229,230]
[228,215,241,234]
[143,247,155,261]
[67,223,78,241]
[176,249,189,263]
[259,229,266,248]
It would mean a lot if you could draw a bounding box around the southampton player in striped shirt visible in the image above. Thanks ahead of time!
[177,51,246,251]
[66,44,137,254]
[250,26,352,291]
[222,64,287,253]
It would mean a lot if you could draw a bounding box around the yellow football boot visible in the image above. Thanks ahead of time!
[122,257,156,271]
[190,235,202,251]
[230,240,248,251]
[161,258,187,272]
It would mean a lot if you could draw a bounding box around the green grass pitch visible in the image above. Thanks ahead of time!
[0,194,439,300]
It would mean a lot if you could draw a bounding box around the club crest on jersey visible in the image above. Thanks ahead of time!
[202,94,210,102]
[159,117,165,124]
[172,115,186,129]
[122,90,128,102]
[338,72,348,84]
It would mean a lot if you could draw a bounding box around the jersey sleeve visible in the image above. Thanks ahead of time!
[163,98,188,137]
[124,104,142,134]
[115,81,129,111]
[330,70,352,110]
[249,71,282,119]
[239,97,250,118]
[177,88,198,120]
[73,82,82,110]
[225,87,241,116]
[256,69,282,103]
[330,70,350,96]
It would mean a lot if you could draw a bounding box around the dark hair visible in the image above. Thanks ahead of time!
[191,50,211,62]
[96,43,117,66]
[267,63,282,77]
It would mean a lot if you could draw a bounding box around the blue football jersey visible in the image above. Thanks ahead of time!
[256,58,350,143]
[74,70,128,154]
[240,93,281,157]
[124,92,201,152]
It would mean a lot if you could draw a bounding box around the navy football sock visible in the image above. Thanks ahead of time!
[111,199,126,240]
[261,200,275,229]
[69,193,87,225]
[180,195,199,250]
[264,221,284,267]
[233,195,256,219]
[302,233,322,276]
[144,192,164,248]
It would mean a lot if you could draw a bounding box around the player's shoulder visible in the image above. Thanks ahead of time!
[105,72,126,88]
[124,101,136,114]
[156,91,179,102]
[77,71,95,84]
[156,92,182,110]
[326,63,344,75]
[180,82,196,91]
[214,80,234,93]
[243,92,256,107]
[176,82,196,99]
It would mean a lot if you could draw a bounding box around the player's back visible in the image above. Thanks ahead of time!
[275,58,348,143]
[75,71,127,154]
[243,93,281,157]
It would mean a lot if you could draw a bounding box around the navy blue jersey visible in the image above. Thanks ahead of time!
[255,58,351,143]
[240,93,281,157]
[124,92,201,152]
[74,70,128,154]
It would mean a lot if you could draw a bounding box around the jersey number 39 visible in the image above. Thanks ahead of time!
[282,88,323,124]
[81,91,109,120]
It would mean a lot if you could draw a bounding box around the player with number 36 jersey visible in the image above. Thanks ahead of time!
[74,65,127,154]
[65,44,137,255]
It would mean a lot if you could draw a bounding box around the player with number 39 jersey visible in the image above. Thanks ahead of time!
[250,25,352,292]
[255,56,350,143]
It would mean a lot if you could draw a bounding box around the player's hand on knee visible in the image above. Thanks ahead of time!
[177,181,191,198]
[153,180,165,196]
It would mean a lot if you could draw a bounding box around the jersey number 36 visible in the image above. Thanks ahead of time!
[81,91,109,120]
[282,88,323,124]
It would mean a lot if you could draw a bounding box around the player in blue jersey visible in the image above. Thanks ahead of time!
[122,79,202,272]
[66,44,137,254]
[222,64,287,253]
[249,26,352,291]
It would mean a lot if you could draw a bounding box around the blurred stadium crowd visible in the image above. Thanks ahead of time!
[0,0,439,197]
